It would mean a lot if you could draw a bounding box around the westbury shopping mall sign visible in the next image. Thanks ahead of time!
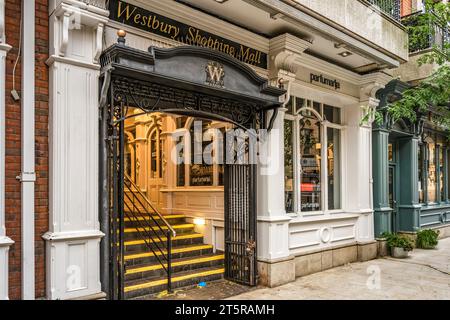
[109,0,268,69]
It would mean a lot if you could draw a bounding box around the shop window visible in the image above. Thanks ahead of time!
[388,143,394,162]
[299,112,322,212]
[426,137,437,203]
[284,97,342,214]
[284,120,295,213]
[176,116,226,187]
[327,127,341,210]
[418,145,424,203]
[439,146,445,202]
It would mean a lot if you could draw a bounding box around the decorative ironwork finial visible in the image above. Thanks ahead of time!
[117,29,126,45]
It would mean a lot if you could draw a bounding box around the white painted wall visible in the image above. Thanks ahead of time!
[43,1,108,300]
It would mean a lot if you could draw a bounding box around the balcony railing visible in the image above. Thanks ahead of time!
[402,11,449,53]
[367,0,401,21]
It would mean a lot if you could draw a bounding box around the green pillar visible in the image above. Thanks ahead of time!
[373,128,392,236]
[397,137,421,231]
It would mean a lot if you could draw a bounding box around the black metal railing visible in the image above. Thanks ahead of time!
[367,0,401,21]
[123,173,176,293]
[402,10,449,53]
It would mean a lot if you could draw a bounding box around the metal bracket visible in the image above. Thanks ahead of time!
[16,172,36,182]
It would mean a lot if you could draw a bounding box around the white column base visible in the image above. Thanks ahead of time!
[257,215,292,261]
[0,237,14,300]
[43,230,104,300]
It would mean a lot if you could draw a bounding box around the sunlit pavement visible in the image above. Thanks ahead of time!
[228,238,450,300]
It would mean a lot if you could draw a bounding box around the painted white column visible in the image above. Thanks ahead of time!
[257,107,291,261]
[0,0,13,300]
[42,0,108,300]
[20,0,36,300]
[346,73,391,242]
[345,101,376,241]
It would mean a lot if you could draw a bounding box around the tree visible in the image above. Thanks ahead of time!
[368,0,450,127]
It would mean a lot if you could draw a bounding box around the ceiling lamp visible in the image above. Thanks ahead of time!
[338,51,353,57]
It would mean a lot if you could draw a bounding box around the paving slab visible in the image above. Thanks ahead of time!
[228,238,450,300]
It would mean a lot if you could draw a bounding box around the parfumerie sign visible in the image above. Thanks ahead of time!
[109,0,268,69]
[310,73,341,90]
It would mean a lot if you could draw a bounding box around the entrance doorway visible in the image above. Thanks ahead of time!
[388,141,399,233]
[99,44,284,299]
[388,164,398,233]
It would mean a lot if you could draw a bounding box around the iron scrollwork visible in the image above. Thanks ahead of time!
[110,76,260,129]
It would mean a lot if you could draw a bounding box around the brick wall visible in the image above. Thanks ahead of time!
[401,0,413,17]
[4,0,49,299]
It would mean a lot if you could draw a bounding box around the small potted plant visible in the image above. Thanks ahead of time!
[382,232,414,258]
[416,229,440,249]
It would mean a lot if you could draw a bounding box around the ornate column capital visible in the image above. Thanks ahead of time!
[268,33,311,80]
[359,72,392,102]
[49,1,108,63]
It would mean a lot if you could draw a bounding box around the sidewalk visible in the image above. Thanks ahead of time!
[229,238,450,300]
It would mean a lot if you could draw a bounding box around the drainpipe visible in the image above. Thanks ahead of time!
[18,0,35,300]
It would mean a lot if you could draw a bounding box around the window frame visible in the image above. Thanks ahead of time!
[420,132,450,206]
[284,97,345,216]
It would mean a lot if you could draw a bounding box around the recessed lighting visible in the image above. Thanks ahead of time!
[194,218,206,226]
[338,51,353,57]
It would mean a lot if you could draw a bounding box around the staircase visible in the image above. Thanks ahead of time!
[122,177,224,299]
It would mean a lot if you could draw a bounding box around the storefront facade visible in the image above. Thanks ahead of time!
[1,0,411,300]
[373,80,450,238]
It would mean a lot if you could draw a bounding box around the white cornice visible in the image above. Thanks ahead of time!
[269,33,310,55]
[0,236,14,247]
[42,230,105,242]
[127,0,269,52]
[46,55,101,70]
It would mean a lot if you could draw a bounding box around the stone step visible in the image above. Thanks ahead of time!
[123,214,186,228]
[123,223,195,241]
[125,243,214,266]
[124,232,205,253]
[124,266,225,299]
[125,254,225,281]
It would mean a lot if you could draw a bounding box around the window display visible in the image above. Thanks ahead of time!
[284,97,342,213]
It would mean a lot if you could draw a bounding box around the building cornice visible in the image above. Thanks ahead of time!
[129,0,269,52]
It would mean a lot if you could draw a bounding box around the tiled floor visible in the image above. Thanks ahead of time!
[147,279,255,300]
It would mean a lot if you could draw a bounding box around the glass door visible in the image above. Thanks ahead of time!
[388,165,398,233]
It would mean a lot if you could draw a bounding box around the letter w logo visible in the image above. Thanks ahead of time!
[205,62,225,87]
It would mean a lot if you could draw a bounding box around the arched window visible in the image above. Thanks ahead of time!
[284,97,342,214]
[148,127,163,179]
[124,130,136,182]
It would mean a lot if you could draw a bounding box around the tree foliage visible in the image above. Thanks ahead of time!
[385,0,450,126]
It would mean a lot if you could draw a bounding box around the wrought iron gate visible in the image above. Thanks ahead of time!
[224,164,258,286]
[99,43,284,298]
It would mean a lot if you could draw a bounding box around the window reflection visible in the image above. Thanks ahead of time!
[284,120,294,213]
[327,127,341,210]
[427,138,437,203]
[284,97,342,213]
[300,113,322,212]
[440,146,444,201]
[418,145,424,203]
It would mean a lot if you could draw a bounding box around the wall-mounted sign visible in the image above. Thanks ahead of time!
[205,61,225,88]
[310,73,341,90]
[109,0,268,69]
